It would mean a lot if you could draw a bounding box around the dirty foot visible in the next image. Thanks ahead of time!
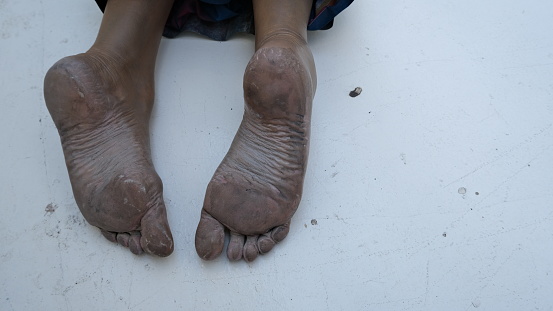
[195,46,315,262]
[44,52,173,256]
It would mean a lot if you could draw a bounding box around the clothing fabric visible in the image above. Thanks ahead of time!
[94,0,354,41]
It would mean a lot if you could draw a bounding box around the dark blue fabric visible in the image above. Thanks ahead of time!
[94,0,354,40]
[308,0,354,31]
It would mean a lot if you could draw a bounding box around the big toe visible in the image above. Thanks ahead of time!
[140,199,174,257]
[195,210,225,260]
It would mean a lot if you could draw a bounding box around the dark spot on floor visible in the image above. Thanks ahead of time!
[442,232,447,237]
[311,219,318,225]
[45,203,57,214]
[66,214,86,228]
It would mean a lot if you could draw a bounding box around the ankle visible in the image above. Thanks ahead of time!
[256,29,308,50]
[82,48,155,99]
[87,44,156,77]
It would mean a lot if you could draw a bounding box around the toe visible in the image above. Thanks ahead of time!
[101,229,117,243]
[257,233,276,254]
[116,233,130,247]
[129,231,144,255]
[243,236,259,262]
[270,223,290,243]
[227,232,245,261]
[140,198,174,257]
[195,210,225,260]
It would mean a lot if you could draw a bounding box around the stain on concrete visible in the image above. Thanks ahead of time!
[45,203,57,214]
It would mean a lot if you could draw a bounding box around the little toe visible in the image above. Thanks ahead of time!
[243,236,260,262]
[257,233,276,254]
[227,232,245,261]
[101,230,117,243]
[270,223,290,243]
[195,210,225,260]
[139,197,174,257]
[117,232,130,247]
[128,232,144,255]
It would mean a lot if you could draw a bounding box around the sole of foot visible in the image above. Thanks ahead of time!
[195,45,315,262]
[44,52,174,256]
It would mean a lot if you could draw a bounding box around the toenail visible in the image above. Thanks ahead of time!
[101,230,117,243]
[228,247,242,261]
[244,249,258,262]
[258,237,275,254]
[117,233,130,247]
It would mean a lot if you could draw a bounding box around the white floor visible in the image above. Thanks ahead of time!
[2,0,553,310]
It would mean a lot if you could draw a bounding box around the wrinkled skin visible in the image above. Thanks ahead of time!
[43,0,175,256]
[43,0,317,261]
[195,41,316,262]
[44,52,174,256]
[193,0,317,262]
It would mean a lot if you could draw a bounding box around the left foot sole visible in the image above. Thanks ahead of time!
[44,53,174,256]
[195,46,315,262]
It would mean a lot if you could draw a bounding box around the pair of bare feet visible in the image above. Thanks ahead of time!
[44,38,315,262]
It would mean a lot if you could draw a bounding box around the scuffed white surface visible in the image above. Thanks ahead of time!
[1,0,553,310]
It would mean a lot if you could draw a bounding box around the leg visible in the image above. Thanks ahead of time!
[195,0,316,262]
[44,0,175,256]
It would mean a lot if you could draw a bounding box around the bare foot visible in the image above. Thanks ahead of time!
[44,52,174,256]
[195,46,315,262]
